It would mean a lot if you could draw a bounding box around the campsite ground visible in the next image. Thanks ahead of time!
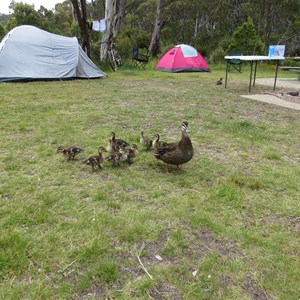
[0,64,299,299]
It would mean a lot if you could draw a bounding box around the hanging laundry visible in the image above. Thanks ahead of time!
[99,19,106,32]
[92,19,106,32]
[92,20,100,31]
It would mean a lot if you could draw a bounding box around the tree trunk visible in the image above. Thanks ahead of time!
[148,0,164,57]
[100,0,115,61]
[113,0,127,37]
[80,0,90,56]
[71,0,91,57]
[100,0,126,61]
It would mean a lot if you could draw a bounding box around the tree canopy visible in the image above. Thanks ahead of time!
[0,0,299,62]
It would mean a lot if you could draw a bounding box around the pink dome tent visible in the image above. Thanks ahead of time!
[155,44,209,73]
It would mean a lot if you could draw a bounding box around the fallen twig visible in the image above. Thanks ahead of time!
[136,244,153,280]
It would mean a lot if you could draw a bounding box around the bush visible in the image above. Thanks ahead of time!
[228,17,264,55]
[116,35,133,59]
[208,47,226,64]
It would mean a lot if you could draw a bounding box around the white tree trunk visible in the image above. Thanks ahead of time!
[148,0,164,57]
[100,0,116,61]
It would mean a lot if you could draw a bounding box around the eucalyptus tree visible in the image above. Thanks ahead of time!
[53,1,74,35]
[9,2,42,27]
[100,0,127,61]
[70,0,91,57]
[148,0,164,56]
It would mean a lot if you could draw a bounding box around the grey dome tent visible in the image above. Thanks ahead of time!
[0,25,107,82]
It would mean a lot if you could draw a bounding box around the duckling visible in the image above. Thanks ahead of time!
[56,146,84,160]
[152,133,168,149]
[154,121,194,172]
[127,144,139,164]
[105,148,126,166]
[216,78,223,85]
[111,132,129,149]
[140,131,153,150]
[82,147,107,172]
[106,136,118,153]
[106,132,129,153]
[105,153,119,166]
[119,147,129,162]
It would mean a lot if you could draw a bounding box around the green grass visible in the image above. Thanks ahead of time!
[0,65,299,299]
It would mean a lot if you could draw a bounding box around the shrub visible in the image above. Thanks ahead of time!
[208,47,226,64]
[228,17,264,55]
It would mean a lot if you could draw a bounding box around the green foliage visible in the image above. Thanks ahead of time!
[218,36,232,51]
[116,35,133,59]
[5,17,17,31]
[208,47,226,64]
[6,1,73,36]
[0,13,12,25]
[283,58,300,67]
[157,42,174,58]
[70,21,80,39]
[11,2,42,27]
[228,17,264,55]
[0,22,6,40]
[162,0,199,44]
[3,0,300,59]
[121,14,151,49]
[52,2,73,36]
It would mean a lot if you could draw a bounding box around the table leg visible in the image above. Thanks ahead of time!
[274,60,279,91]
[253,61,258,86]
[225,60,229,88]
[249,61,253,93]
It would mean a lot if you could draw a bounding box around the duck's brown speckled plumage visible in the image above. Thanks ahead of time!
[82,147,107,171]
[127,144,139,164]
[152,133,168,149]
[107,132,129,153]
[105,148,127,166]
[140,131,152,150]
[56,146,84,160]
[154,121,193,170]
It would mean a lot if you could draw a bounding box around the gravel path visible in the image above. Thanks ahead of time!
[241,94,300,111]
[256,78,299,89]
[241,78,300,110]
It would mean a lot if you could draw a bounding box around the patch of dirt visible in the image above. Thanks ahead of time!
[256,78,300,90]
[135,230,178,267]
[112,228,274,299]
[117,228,244,280]
[262,214,300,232]
[283,155,300,164]
[200,145,228,160]
[218,273,235,289]
[149,282,183,299]
[243,277,270,300]
[200,144,262,162]
[125,188,146,202]
[189,229,244,259]
[75,285,106,299]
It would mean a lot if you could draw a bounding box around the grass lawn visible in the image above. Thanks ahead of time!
[0,64,299,299]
